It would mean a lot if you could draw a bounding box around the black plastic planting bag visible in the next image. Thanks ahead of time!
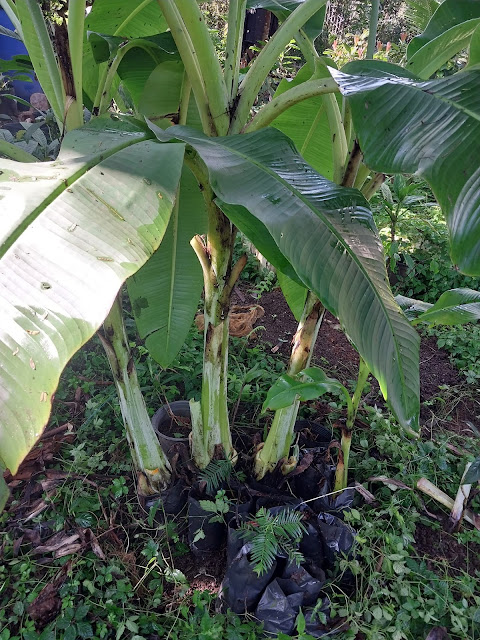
[188,494,226,554]
[314,484,355,515]
[299,521,325,567]
[145,479,188,522]
[317,512,355,567]
[277,561,325,606]
[255,580,303,636]
[220,543,277,614]
[294,420,332,450]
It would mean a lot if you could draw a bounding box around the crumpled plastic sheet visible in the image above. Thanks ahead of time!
[317,512,355,567]
[255,580,333,637]
[255,580,303,636]
[220,543,277,614]
[277,560,325,606]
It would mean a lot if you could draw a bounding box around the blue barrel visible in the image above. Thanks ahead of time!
[0,9,42,102]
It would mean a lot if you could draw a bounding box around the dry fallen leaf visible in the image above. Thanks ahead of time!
[26,330,40,335]
[12,347,19,356]
[40,391,48,402]
[34,532,80,555]
[29,358,35,370]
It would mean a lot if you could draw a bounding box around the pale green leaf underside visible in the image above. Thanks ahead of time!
[0,126,184,493]
[333,62,480,275]
[127,166,206,368]
[397,288,480,325]
[277,270,308,322]
[151,125,420,431]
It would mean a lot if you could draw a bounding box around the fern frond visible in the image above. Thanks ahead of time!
[239,506,306,576]
[249,533,277,576]
[198,459,233,494]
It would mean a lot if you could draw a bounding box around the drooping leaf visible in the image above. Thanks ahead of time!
[245,0,326,42]
[398,289,480,326]
[263,367,346,412]
[0,117,184,509]
[82,0,168,107]
[406,0,480,78]
[395,295,433,322]
[270,63,336,180]
[332,61,480,276]
[127,166,206,368]
[0,26,22,40]
[151,124,420,432]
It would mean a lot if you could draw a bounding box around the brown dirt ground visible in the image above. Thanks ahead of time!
[253,286,479,435]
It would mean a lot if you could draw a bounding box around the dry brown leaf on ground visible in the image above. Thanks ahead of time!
[82,528,106,560]
[33,531,81,555]
[27,561,72,630]
[22,490,57,522]
[195,305,264,338]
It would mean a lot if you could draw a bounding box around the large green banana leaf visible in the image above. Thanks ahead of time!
[468,23,480,67]
[406,0,480,78]
[276,271,308,322]
[82,0,168,108]
[270,63,335,181]
[150,124,420,432]
[127,166,206,368]
[404,0,440,32]
[396,288,480,325]
[0,117,184,509]
[332,61,480,276]
[88,31,184,118]
[270,61,337,318]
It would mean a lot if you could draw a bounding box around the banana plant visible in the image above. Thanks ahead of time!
[1,0,480,509]
[261,360,370,491]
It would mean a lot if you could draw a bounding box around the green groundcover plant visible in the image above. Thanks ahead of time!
[1,0,480,508]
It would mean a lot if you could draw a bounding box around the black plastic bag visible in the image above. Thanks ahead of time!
[145,479,188,522]
[317,512,355,567]
[277,561,325,606]
[188,493,226,554]
[254,580,303,636]
[295,420,332,450]
[220,543,277,614]
[299,521,326,567]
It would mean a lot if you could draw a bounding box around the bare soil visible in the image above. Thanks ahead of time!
[255,286,477,433]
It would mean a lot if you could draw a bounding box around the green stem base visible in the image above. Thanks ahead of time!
[100,296,171,493]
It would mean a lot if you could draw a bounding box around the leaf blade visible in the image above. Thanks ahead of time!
[0,124,184,497]
[151,125,420,431]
